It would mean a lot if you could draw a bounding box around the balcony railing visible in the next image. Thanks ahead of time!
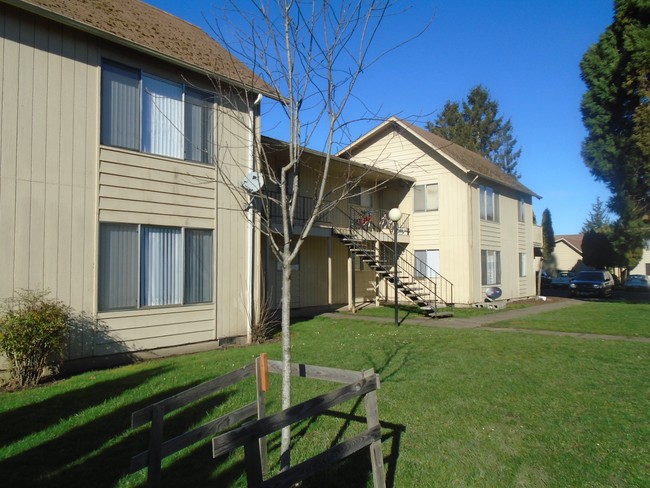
[262,191,410,234]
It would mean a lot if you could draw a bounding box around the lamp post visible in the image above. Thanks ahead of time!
[388,208,402,326]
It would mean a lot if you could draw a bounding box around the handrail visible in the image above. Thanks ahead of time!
[341,206,453,308]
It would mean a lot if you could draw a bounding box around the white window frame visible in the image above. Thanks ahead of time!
[414,183,439,212]
[481,249,501,285]
[518,198,526,223]
[480,185,499,222]
[415,249,440,279]
[519,252,527,277]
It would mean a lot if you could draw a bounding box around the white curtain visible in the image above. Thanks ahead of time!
[142,75,184,159]
[141,227,182,306]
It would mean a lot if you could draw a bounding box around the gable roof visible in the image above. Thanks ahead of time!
[339,117,540,198]
[555,234,584,254]
[261,136,415,183]
[7,0,276,98]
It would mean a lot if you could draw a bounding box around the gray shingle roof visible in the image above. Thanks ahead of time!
[395,118,539,198]
[341,117,539,198]
[10,0,275,96]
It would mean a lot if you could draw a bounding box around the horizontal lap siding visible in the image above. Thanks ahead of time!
[0,7,98,360]
[95,306,214,355]
[98,149,216,227]
[350,129,474,303]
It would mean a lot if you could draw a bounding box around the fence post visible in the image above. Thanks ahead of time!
[148,403,164,488]
[364,370,385,488]
[256,353,269,476]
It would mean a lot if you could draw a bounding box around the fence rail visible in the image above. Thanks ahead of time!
[130,355,385,488]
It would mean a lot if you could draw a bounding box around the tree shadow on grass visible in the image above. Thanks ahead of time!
[0,365,171,447]
[0,369,238,488]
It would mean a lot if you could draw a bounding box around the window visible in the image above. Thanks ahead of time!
[481,250,501,285]
[415,249,440,278]
[480,185,499,222]
[518,198,526,222]
[519,252,527,277]
[98,224,213,311]
[101,61,214,163]
[414,184,439,212]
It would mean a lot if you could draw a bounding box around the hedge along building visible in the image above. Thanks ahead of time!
[0,0,277,363]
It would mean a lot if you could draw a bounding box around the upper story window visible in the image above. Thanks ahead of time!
[414,183,438,212]
[480,185,499,222]
[101,61,214,164]
[518,198,526,222]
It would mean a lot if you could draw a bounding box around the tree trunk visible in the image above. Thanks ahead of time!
[280,259,292,470]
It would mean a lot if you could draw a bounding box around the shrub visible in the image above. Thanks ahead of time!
[0,290,71,387]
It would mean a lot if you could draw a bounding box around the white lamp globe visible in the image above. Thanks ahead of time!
[388,207,402,222]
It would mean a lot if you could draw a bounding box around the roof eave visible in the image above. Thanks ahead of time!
[466,171,541,199]
[263,135,415,183]
[7,0,280,100]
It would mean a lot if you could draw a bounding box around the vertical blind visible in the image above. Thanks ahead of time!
[185,89,213,163]
[98,224,138,310]
[140,227,183,306]
[142,75,184,159]
[100,61,214,163]
[184,229,213,303]
[98,224,213,311]
[101,62,140,150]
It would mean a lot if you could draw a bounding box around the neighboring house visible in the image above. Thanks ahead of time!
[629,238,650,276]
[0,0,275,362]
[338,117,543,305]
[552,234,590,273]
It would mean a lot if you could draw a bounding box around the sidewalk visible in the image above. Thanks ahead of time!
[320,299,650,343]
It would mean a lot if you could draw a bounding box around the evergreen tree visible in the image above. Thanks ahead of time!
[580,0,650,239]
[427,85,522,178]
[542,209,555,261]
[581,230,620,269]
[581,196,612,232]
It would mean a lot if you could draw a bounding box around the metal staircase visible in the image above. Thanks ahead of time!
[334,207,454,318]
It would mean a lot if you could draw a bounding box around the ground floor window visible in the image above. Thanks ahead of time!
[481,249,501,285]
[98,224,213,311]
[519,252,527,277]
[415,249,440,278]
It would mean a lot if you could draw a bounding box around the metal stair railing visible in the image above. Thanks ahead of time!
[334,206,454,314]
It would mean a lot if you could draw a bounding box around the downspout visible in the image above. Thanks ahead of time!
[248,93,263,341]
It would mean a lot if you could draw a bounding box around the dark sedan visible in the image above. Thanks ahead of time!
[569,270,614,298]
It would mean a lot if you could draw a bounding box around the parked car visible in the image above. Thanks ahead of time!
[551,271,575,288]
[624,274,650,291]
[569,270,614,298]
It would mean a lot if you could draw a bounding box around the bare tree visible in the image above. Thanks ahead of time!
[206,0,425,468]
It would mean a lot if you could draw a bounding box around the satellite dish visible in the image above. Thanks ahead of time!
[485,286,502,301]
[242,172,264,193]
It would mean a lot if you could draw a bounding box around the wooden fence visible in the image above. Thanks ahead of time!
[130,354,385,487]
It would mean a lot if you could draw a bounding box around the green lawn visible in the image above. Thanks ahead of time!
[489,301,650,337]
[0,304,648,487]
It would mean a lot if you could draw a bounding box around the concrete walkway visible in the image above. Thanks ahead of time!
[320,299,650,343]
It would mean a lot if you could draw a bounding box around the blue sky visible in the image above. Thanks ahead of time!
[150,0,614,235]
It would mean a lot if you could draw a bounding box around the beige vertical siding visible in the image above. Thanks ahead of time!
[1,5,254,358]
[0,7,98,360]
